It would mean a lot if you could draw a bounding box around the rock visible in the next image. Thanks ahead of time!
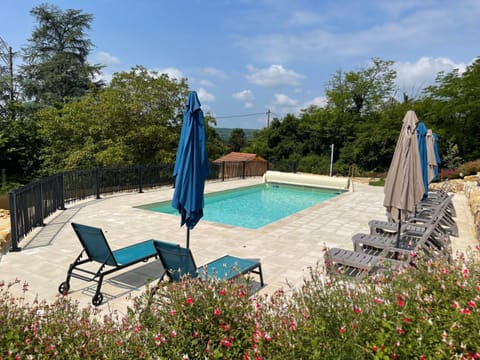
[0,209,10,252]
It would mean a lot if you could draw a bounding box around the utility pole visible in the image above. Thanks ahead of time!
[0,37,16,102]
[266,109,270,128]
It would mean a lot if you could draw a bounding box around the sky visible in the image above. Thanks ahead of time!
[1,0,479,129]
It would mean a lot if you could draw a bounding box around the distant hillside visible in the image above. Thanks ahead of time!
[215,128,260,142]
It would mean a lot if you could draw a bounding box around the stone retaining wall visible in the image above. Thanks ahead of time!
[0,209,10,253]
[464,175,480,241]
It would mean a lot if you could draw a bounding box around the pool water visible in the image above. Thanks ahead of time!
[138,184,342,229]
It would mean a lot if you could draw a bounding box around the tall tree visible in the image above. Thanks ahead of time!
[422,57,480,161]
[37,66,188,173]
[227,128,247,152]
[20,3,102,105]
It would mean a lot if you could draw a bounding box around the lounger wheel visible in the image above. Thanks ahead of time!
[92,292,104,306]
[58,282,70,295]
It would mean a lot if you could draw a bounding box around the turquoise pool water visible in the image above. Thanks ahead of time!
[138,184,342,229]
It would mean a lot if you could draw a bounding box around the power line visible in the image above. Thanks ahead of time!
[215,111,267,119]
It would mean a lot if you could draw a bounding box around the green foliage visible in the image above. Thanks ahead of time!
[227,128,247,152]
[2,250,480,358]
[369,178,385,186]
[297,154,330,175]
[422,58,480,161]
[20,4,102,105]
[0,104,42,181]
[442,141,463,170]
[37,66,189,173]
[204,115,228,160]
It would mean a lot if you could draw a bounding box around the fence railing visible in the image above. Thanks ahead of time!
[8,161,256,251]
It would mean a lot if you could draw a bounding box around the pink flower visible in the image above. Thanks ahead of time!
[186,297,193,305]
[461,308,471,315]
[453,301,459,309]
[373,297,383,304]
[468,300,476,308]
[214,308,221,316]
[219,289,226,296]
[353,307,362,314]
[371,345,377,353]
[170,309,177,316]
[289,321,296,331]
[420,355,426,360]
[396,327,405,335]
[171,330,177,338]
[397,299,405,307]
[339,326,346,334]
[403,317,412,324]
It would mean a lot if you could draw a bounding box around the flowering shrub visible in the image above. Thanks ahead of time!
[1,248,480,359]
[458,159,480,177]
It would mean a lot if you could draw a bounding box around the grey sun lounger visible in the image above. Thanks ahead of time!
[352,226,451,261]
[326,222,451,278]
[153,240,264,286]
[325,248,405,279]
[370,194,458,237]
[58,223,158,306]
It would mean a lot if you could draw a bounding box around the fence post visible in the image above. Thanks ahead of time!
[8,191,21,252]
[221,162,225,182]
[59,174,66,210]
[138,166,144,193]
[242,161,246,179]
[38,179,45,226]
[95,167,101,199]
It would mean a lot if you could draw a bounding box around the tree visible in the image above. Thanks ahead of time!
[421,57,480,161]
[37,66,188,173]
[204,114,228,160]
[227,128,247,152]
[325,58,397,116]
[19,3,102,105]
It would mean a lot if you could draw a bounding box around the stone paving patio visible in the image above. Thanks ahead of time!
[0,178,477,315]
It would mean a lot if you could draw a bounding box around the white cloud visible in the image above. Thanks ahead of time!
[157,67,185,80]
[197,87,215,102]
[246,64,304,87]
[273,93,298,106]
[199,79,216,87]
[287,11,322,26]
[232,89,255,101]
[394,57,469,97]
[303,95,327,108]
[95,51,120,65]
[203,67,228,79]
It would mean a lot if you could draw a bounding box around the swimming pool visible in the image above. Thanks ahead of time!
[138,184,342,229]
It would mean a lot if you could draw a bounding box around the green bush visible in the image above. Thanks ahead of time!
[1,249,480,359]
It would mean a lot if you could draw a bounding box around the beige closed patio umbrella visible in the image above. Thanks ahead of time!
[426,129,438,183]
[383,110,425,226]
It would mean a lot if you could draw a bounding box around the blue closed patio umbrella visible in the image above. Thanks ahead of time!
[172,91,210,248]
[417,122,428,200]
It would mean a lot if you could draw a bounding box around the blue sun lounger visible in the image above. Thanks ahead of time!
[153,240,264,286]
[58,223,158,306]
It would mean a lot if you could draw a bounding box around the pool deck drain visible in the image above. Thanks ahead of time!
[0,177,477,314]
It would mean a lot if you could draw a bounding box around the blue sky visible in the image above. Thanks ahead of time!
[1,0,479,128]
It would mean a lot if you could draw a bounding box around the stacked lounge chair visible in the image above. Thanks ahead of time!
[325,189,456,278]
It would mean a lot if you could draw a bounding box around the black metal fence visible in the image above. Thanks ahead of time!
[8,161,256,251]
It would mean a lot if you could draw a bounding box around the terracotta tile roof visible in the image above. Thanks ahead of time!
[214,152,266,162]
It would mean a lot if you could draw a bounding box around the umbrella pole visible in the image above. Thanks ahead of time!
[186,228,190,249]
[395,211,402,253]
